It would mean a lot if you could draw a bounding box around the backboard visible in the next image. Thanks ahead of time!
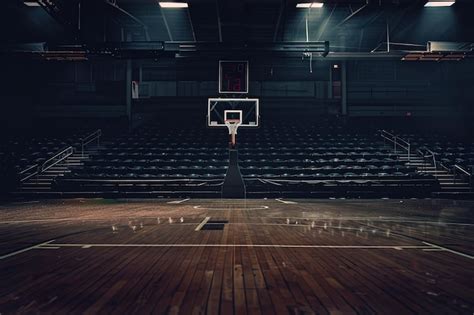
[207,98,259,128]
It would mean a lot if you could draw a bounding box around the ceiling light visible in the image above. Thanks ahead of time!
[159,2,188,8]
[24,1,40,6]
[424,1,455,7]
[296,2,324,8]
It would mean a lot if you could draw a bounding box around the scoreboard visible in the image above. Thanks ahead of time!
[219,61,249,94]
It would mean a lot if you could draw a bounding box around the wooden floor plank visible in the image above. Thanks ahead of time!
[0,198,472,314]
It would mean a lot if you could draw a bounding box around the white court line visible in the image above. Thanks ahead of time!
[275,198,298,205]
[257,216,474,227]
[47,243,431,250]
[193,205,269,210]
[422,241,474,260]
[195,217,211,231]
[167,198,191,204]
[0,240,56,260]
[0,217,471,228]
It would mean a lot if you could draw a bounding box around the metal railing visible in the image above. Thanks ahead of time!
[417,148,438,176]
[81,129,101,157]
[19,146,74,183]
[40,146,74,173]
[19,164,39,182]
[380,130,411,161]
[453,164,472,190]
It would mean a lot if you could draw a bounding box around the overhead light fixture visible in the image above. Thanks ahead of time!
[159,2,188,8]
[24,1,40,6]
[424,1,455,7]
[296,2,324,8]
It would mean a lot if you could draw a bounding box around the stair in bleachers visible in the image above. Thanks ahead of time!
[15,150,95,196]
[398,153,472,197]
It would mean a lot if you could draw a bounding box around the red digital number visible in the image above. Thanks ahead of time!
[232,78,241,91]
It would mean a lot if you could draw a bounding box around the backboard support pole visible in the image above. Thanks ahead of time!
[207,98,259,199]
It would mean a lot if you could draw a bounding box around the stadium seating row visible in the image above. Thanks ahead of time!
[54,121,440,197]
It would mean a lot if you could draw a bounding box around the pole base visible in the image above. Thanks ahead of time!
[222,149,246,199]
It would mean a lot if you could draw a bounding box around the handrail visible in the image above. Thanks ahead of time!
[453,164,472,190]
[380,130,411,161]
[19,164,38,175]
[418,147,437,176]
[40,146,74,173]
[19,147,73,183]
[381,130,396,138]
[20,164,40,182]
[394,136,410,147]
[81,129,102,157]
[454,164,471,177]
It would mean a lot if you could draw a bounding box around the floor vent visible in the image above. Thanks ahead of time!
[201,223,225,230]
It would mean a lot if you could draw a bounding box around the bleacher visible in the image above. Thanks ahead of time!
[0,124,111,196]
[405,134,474,172]
[54,119,439,198]
[0,133,86,194]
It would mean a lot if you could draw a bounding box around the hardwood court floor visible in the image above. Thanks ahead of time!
[0,198,473,314]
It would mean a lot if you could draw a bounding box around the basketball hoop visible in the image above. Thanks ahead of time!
[225,119,242,148]
[207,100,259,149]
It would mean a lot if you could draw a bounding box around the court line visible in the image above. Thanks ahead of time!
[167,198,191,204]
[275,198,298,205]
[0,216,471,227]
[422,242,474,260]
[253,216,474,227]
[47,243,432,250]
[0,240,56,260]
[193,205,269,210]
[195,217,211,231]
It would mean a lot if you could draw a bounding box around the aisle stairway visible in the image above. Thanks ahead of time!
[398,153,472,198]
[16,149,98,196]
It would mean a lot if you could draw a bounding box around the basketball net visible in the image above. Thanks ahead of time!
[225,119,242,149]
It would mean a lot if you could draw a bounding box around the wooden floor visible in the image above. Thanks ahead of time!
[0,198,473,314]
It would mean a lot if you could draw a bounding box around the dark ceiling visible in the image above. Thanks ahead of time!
[1,0,473,53]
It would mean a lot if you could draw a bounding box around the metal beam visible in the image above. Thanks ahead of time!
[126,60,132,123]
[341,61,347,116]
[187,7,197,42]
[216,0,223,42]
[37,0,79,40]
[273,0,285,42]
[160,10,174,41]
[105,1,150,41]
[336,1,369,28]
[316,4,337,41]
